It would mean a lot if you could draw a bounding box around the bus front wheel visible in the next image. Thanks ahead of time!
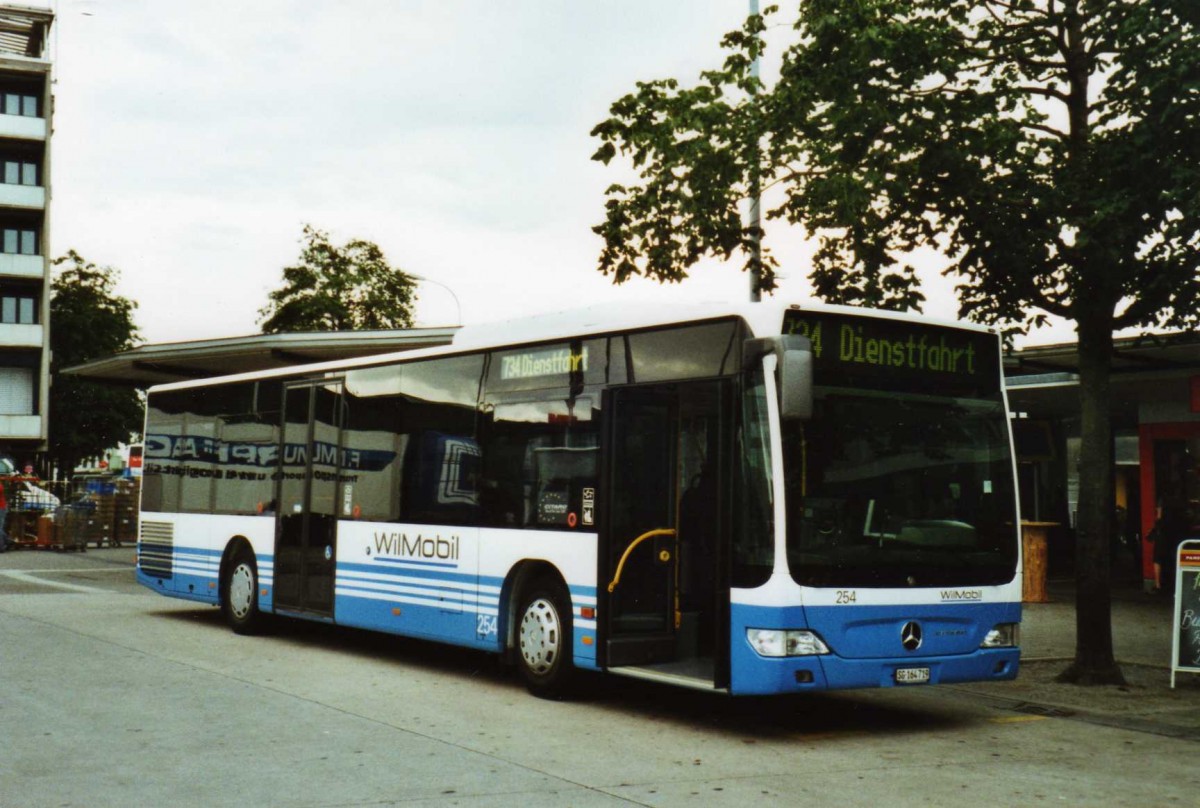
[516,579,574,698]
[222,547,266,635]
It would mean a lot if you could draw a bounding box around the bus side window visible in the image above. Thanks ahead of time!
[478,398,598,530]
[341,401,407,523]
[400,429,481,523]
[345,356,485,526]
[145,383,258,515]
[395,355,484,526]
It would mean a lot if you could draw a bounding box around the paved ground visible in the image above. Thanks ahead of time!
[1,548,1197,806]
[951,578,1200,741]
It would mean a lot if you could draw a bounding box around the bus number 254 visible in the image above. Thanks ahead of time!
[476,614,498,638]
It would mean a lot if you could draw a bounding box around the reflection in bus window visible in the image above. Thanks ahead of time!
[733,367,774,587]
[478,398,598,529]
[626,321,739,383]
[142,383,261,514]
[785,390,1017,587]
[344,354,484,525]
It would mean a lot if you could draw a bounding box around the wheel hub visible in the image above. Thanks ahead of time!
[519,597,560,675]
[229,563,255,620]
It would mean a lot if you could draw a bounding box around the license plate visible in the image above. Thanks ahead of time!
[895,667,931,684]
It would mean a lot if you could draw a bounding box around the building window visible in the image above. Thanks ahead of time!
[1,228,38,255]
[0,366,34,414]
[1,293,37,324]
[1,93,39,118]
[2,160,37,186]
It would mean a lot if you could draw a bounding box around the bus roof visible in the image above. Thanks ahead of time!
[148,300,996,394]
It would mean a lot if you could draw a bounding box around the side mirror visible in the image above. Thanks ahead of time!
[776,335,813,420]
[744,335,813,420]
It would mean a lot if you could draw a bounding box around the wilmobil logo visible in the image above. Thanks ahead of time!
[373,532,460,563]
[940,589,984,602]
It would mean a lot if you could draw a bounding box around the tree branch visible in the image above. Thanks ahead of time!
[983,0,1043,16]
[1016,54,1069,73]
[776,166,829,186]
[1015,84,1070,103]
[1050,0,1070,57]
[1021,122,1070,140]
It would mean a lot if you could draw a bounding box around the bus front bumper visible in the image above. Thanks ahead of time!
[729,643,1020,695]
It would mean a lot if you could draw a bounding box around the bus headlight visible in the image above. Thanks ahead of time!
[747,629,830,657]
[980,623,1019,648]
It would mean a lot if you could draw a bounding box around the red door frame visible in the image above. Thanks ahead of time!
[1138,422,1200,581]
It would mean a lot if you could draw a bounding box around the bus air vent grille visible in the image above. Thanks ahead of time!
[139,520,174,579]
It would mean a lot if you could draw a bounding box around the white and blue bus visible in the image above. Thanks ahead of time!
[137,302,1021,697]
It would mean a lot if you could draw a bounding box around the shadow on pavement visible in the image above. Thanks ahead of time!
[152,605,971,741]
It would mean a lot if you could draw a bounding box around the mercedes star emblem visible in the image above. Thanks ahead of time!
[901,621,923,652]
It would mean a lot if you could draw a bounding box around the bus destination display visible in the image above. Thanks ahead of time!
[783,309,1000,397]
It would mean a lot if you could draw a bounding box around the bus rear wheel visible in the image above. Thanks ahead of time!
[516,579,574,699]
[222,547,266,635]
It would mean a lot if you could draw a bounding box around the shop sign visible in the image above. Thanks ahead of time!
[1172,540,1200,688]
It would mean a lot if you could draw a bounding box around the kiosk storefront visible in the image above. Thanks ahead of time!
[1006,336,1200,591]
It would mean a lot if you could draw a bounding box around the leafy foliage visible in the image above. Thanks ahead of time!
[591,10,780,295]
[48,251,143,476]
[594,1,1200,328]
[259,225,417,334]
[594,0,1200,683]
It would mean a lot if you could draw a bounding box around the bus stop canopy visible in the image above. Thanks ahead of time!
[1004,331,1200,421]
[62,328,458,387]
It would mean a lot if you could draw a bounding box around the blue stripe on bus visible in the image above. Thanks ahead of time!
[134,544,276,564]
[336,581,478,605]
[137,543,276,609]
[136,567,219,605]
[139,543,597,666]
[373,557,460,570]
[339,560,480,586]
[333,589,490,650]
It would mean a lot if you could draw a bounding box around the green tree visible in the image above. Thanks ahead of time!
[592,1,1200,684]
[49,251,143,477]
[259,225,417,333]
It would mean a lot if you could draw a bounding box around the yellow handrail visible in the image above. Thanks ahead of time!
[606,528,676,593]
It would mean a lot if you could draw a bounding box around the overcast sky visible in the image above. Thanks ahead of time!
[44,0,1072,346]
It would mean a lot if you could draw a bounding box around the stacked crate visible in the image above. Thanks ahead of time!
[80,479,115,548]
[113,479,140,546]
[53,504,88,551]
[10,476,141,551]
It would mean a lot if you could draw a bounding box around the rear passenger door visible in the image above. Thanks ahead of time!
[274,379,344,617]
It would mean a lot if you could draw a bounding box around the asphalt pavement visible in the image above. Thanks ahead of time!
[952,578,1200,741]
[2,545,1195,739]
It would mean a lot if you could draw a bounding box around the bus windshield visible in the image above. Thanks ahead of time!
[783,388,1018,587]
[779,309,1018,588]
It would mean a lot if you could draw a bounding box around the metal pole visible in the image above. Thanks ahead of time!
[748,0,763,303]
[409,274,462,326]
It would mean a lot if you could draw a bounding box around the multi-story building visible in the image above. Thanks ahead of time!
[0,5,52,469]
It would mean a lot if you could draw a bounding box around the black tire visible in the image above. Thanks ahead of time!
[515,578,575,699]
[221,547,266,635]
